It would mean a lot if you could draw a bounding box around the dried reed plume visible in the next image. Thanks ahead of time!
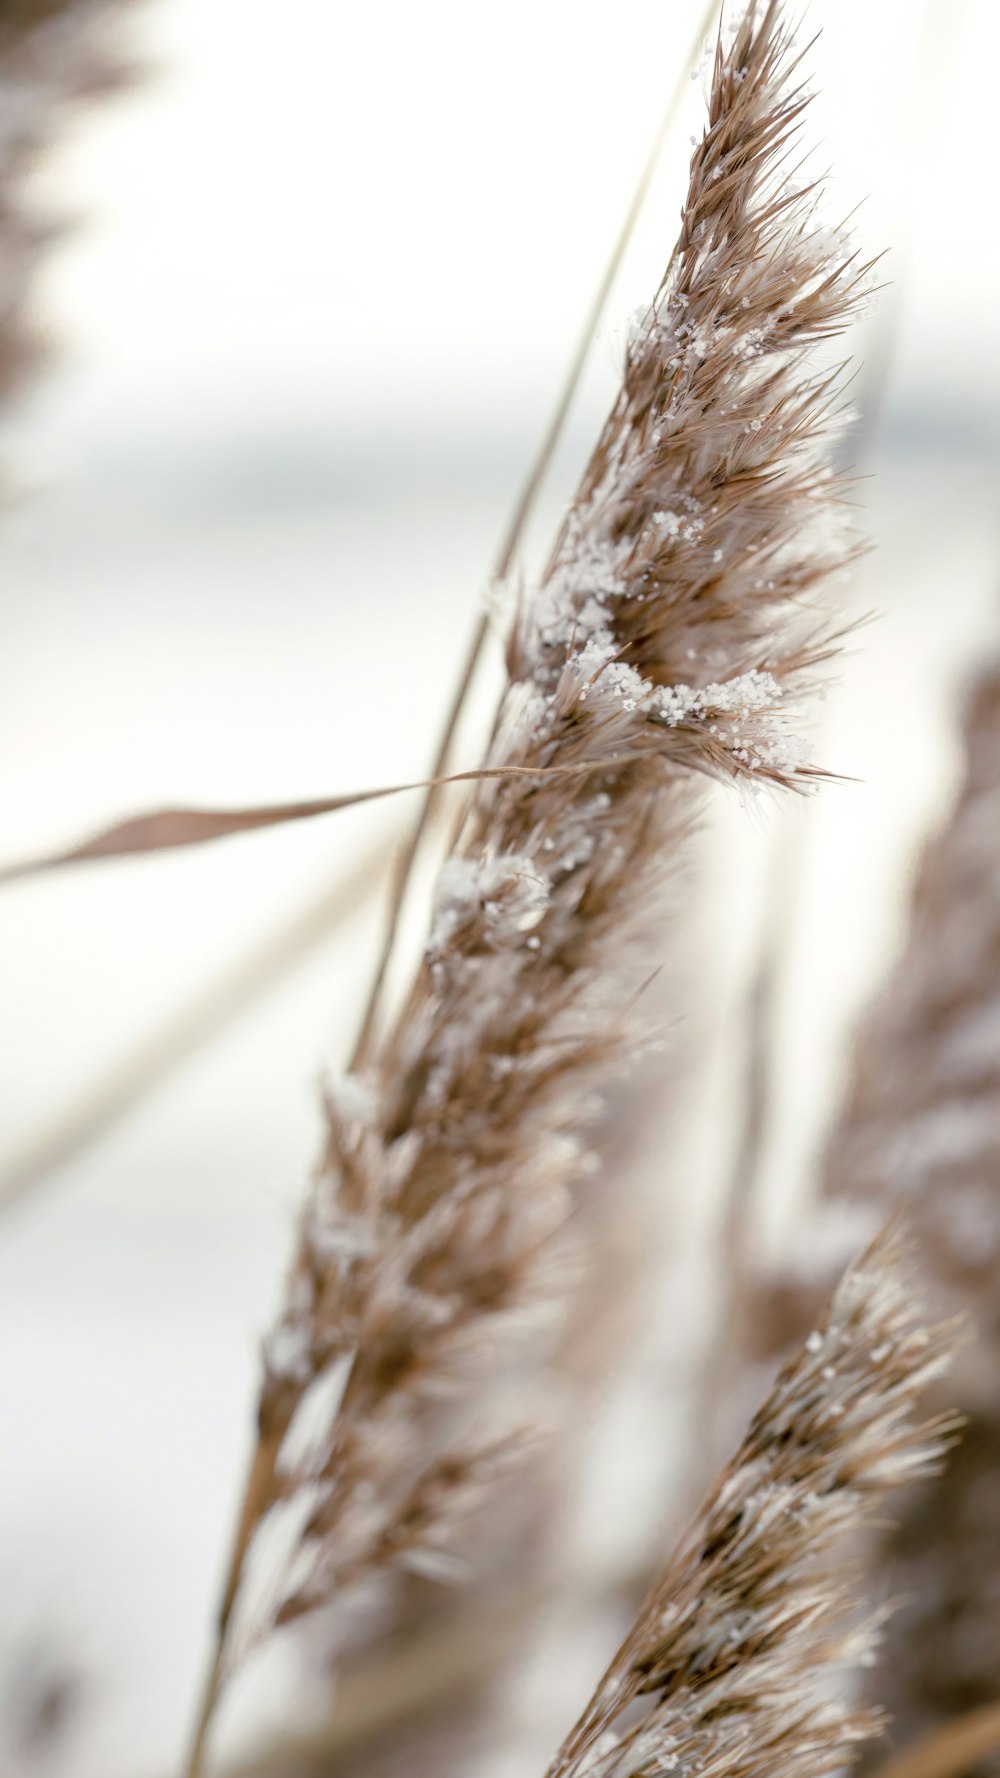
[541,1230,954,1778]
[716,658,1000,1768]
[823,663,1000,1331]
[185,4,875,1766]
[816,658,1000,1764]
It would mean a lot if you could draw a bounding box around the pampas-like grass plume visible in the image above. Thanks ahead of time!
[711,658,1000,1769]
[817,658,1000,1763]
[823,662,1000,1329]
[541,1230,954,1778]
[185,4,875,1765]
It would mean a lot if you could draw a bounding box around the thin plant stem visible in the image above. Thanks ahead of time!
[0,832,396,1217]
[184,1429,286,1778]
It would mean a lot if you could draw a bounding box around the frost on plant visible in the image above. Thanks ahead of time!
[211,0,877,1679]
[542,1232,954,1778]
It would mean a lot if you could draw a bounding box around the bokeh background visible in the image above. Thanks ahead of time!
[1,0,998,1773]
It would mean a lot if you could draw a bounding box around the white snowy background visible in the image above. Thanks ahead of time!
[0,0,998,1773]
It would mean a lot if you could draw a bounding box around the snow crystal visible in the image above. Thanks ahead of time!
[266,1319,313,1387]
[429,851,550,954]
[734,727,810,775]
[310,1214,379,1264]
[492,681,549,757]
[527,530,637,676]
[652,668,782,727]
[649,503,704,548]
[327,1070,377,1129]
[734,325,767,360]
[626,303,654,350]
[650,669,809,776]
[581,656,652,712]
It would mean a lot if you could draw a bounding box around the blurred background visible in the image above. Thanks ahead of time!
[0,0,998,1774]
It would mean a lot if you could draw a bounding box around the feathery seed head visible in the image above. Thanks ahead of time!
[799,656,1000,1757]
[543,1230,956,1778]
[236,0,877,1659]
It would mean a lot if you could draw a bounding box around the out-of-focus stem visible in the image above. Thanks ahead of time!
[0,834,395,1218]
[867,1705,1000,1778]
